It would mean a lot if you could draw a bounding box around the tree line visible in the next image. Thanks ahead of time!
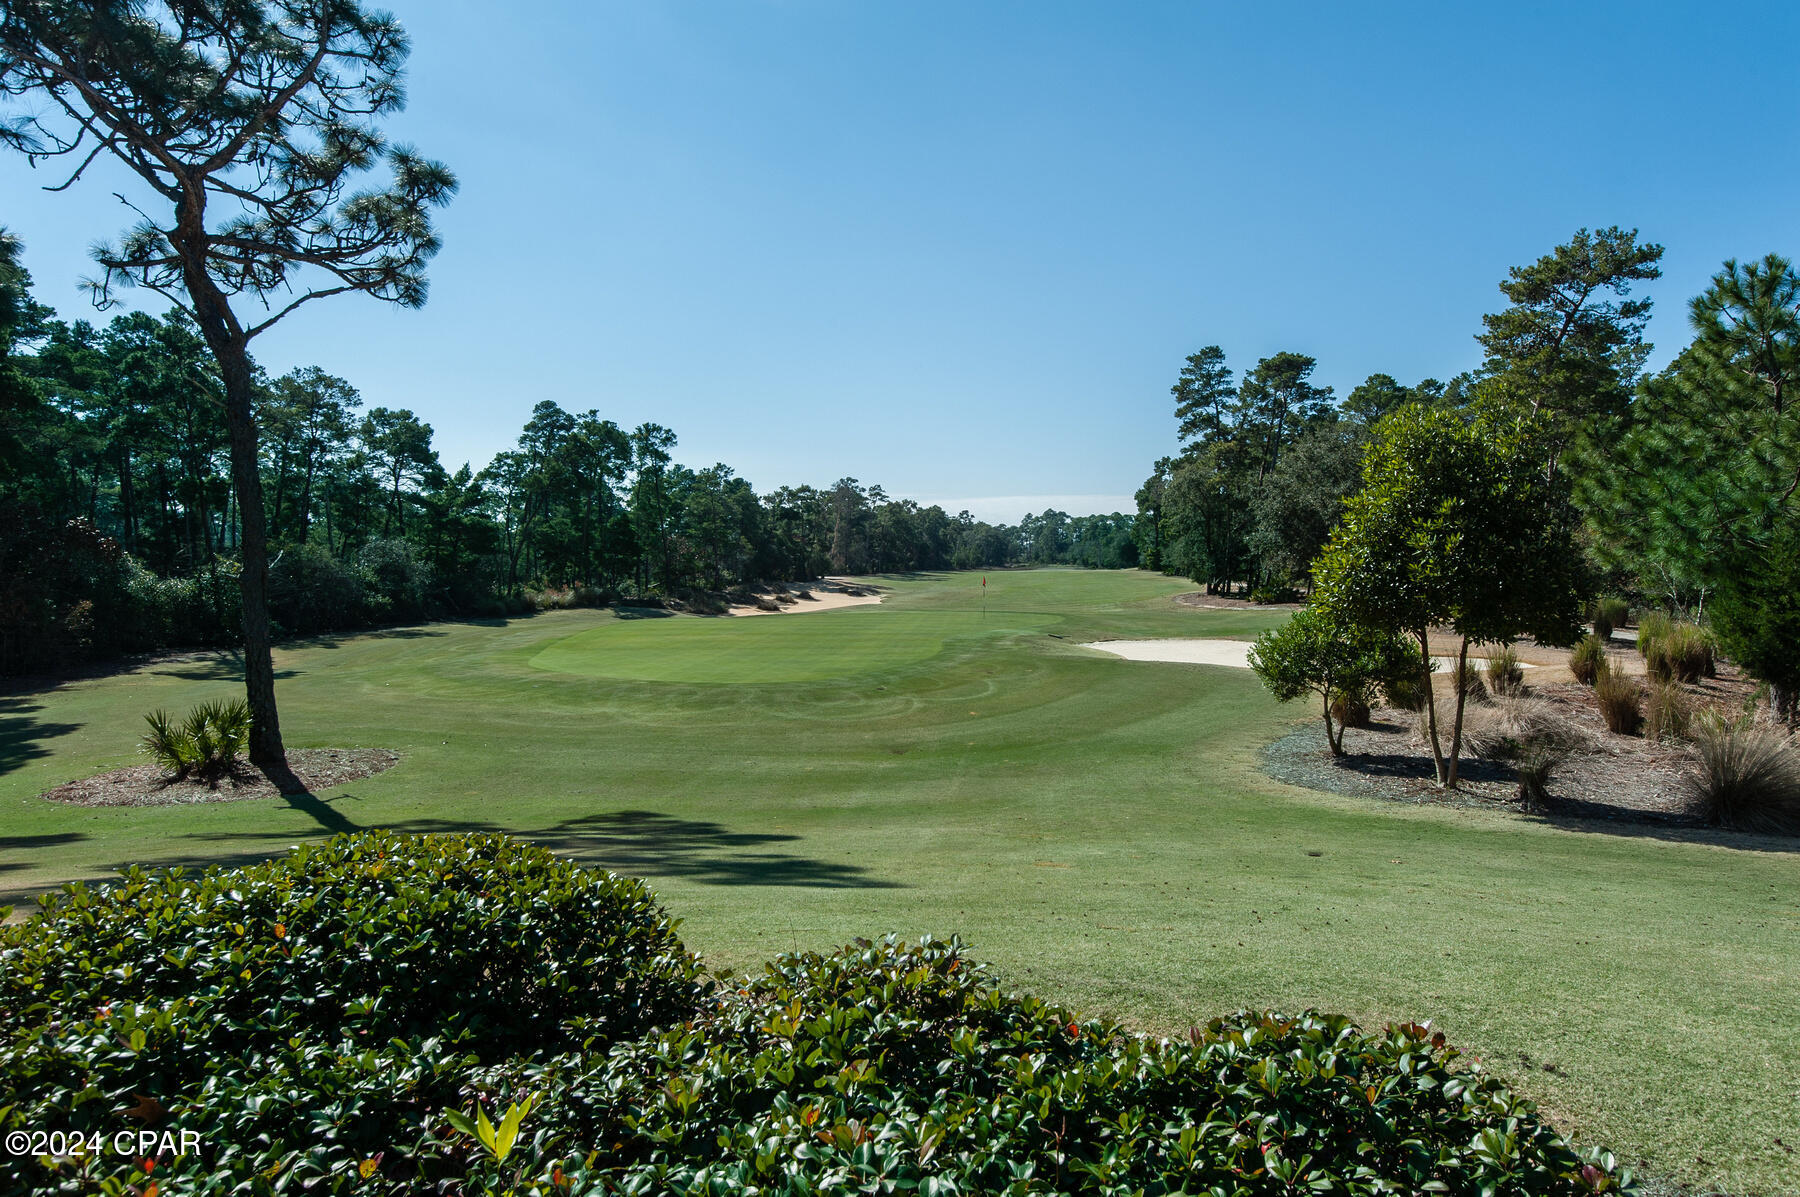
[0,247,1136,676]
[0,0,1141,777]
[1157,225,1800,778]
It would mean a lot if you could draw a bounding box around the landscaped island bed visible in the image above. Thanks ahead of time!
[3,570,1796,1193]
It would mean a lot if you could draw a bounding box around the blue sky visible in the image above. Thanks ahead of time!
[4,1,1796,522]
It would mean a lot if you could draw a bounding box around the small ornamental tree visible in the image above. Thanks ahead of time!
[1249,605,1415,756]
[1313,401,1585,787]
[0,1,456,773]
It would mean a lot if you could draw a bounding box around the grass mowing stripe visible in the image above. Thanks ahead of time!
[530,609,1057,684]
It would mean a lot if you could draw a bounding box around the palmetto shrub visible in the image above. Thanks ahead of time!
[1569,634,1607,685]
[0,836,1637,1196]
[1593,666,1644,735]
[1485,646,1525,695]
[139,698,252,782]
[1682,713,1800,834]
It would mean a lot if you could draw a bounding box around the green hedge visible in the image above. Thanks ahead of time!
[2,834,1634,1196]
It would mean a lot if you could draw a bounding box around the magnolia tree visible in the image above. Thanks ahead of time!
[1247,606,1415,756]
[1312,401,1585,787]
[0,0,456,775]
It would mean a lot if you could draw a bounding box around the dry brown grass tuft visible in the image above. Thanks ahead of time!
[1682,714,1800,834]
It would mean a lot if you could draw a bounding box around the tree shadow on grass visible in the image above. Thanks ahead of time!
[149,655,302,682]
[286,625,448,652]
[1261,721,1800,853]
[173,808,898,889]
[1519,808,1800,853]
[614,607,676,620]
[0,696,81,778]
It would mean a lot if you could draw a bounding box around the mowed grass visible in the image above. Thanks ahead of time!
[2,568,1797,1194]
[532,609,1057,683]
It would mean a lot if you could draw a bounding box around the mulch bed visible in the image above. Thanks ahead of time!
[1259,673,1772,834]
[1172,592,1300,612]
[41,748,400,808]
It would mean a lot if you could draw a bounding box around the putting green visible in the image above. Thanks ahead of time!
[530,608,1056,683]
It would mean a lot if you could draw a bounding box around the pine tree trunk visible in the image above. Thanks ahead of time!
[216,347,288,773]
[176,246,291,780]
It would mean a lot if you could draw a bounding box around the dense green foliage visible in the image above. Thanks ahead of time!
[1140,230,1800,746]
[1474,227,1663,472]
[2,833,1634,1196]
[1,833,705,1195]
[1247,607,1414,755]
[1575,253,1800,716]
[1311,403,1584,786]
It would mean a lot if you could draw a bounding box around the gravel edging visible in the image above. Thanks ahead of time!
[1257,714,1714,830]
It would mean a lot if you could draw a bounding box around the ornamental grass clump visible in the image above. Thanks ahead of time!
[1637,610,1672,666]
[1593,665,1644,735]
[139,698,251,783]
[1682,713,1800,834]
[1466,696,1590,809]
[1569,634,1607,685]
[1330,687,1371,728]
[1592,596,1630,641]
[0,835,1638,1196]
[1450,656,1488,704]
[1485,646,1525,695]
[1657,622,1715,682]
[1645,678,1693,743]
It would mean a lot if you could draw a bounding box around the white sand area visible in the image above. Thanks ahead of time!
[1082,639,1537,670]
[726,580,884,617]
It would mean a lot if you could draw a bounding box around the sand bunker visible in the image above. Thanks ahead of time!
[1083,639,1538,670]
[1083,639,1255,666]
[727,580,884,617]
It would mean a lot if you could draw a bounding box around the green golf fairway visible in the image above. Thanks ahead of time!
[2,568,1795,1194]
[531,609,1057,683]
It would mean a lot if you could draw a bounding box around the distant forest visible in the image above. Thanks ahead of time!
[0,252,1135,674]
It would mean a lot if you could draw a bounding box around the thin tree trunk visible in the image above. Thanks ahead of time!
[298,454,316,542]
[1322,690,1342,756]
[1446,636,1471,789]
[1416,627,1446,785]
[117,447,136,552]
